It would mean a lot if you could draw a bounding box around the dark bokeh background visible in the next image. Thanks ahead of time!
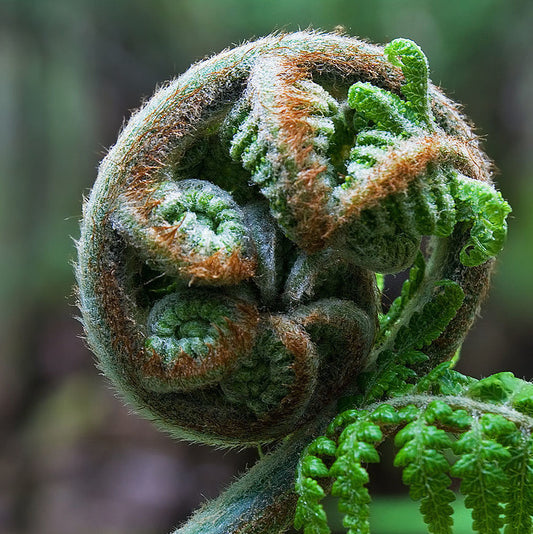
[1,1,532,533]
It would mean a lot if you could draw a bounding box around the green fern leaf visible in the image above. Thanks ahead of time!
[369,403,402,425]
[357,349,426,403]
[510,384,533,417]
[394,280,464,352]
[466,372,521,403]
[394,403,455,534]
[415,362,476,395]
[294,463,330,534]
[330,418,382,534]
[466,372,533,417]
[384,38,432,128]
[451,414,512,534]
[362,278,463,402]
[308,436,338,458]
[294,436,336,534]
[452,174,511,267]
[503,431,533,534]
[327,409,365,437]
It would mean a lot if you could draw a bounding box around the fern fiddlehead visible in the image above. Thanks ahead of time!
[77,32,512,533]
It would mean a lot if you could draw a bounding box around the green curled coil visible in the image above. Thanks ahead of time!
[77,32,510,453]
[144,289,258,392]
[384,38,432,127]
[153,180,249,257]
[114,178,256,284]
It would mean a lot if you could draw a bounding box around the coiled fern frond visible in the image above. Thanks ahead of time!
[77,30,514,534]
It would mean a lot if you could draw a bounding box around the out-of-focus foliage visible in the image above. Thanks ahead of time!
[1,0,532,533]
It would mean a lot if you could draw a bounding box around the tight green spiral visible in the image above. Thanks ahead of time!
[76,32,510,533]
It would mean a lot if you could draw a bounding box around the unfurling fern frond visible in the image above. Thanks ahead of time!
[78,25,515,534]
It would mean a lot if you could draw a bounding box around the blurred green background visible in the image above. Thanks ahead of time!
[1,0,532,533]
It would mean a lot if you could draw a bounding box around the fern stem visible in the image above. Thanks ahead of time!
[368,395,533,433]
[174,414,332,534]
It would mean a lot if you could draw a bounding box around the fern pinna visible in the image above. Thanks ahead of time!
[78,30,516,534]
[296,374,533,534]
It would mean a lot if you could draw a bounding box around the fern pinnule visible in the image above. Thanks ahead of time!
[330,415,382,534]
[450,414,512,534]
[502,430,533,534]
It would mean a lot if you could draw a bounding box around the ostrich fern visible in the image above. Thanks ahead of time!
[76,31,520,534]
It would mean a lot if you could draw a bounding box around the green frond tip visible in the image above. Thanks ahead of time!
[347,82,416,136]
[384,38,433,128]
[348,37,433,134]
[452,173,511,266]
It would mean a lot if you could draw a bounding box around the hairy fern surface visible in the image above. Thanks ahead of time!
[294,38,519,534]
[76,24,515,534]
